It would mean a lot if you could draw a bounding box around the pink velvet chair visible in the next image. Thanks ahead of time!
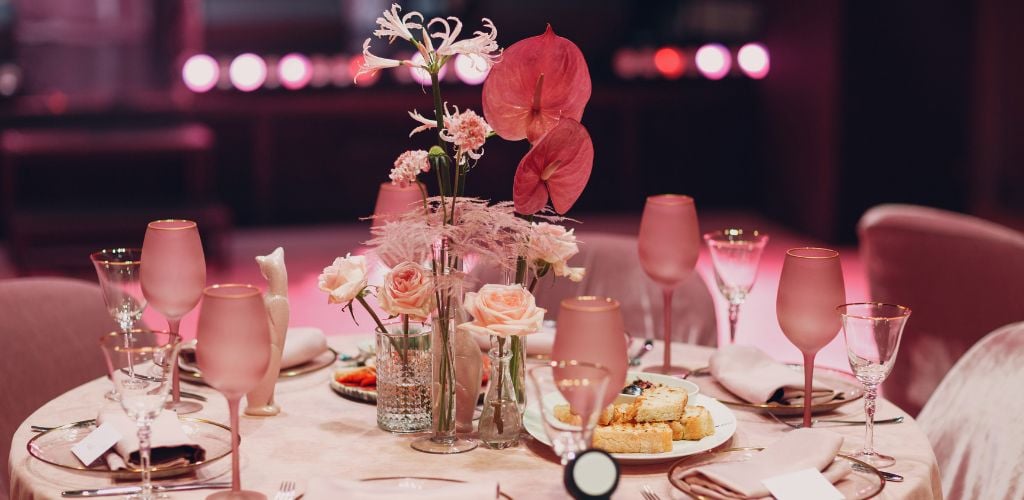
[858,204,1024,416]
[471,232,718,346]
[0,278,118,498]
[917,321,1024,500]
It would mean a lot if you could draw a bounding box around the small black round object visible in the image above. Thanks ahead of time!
[564,449,620,499]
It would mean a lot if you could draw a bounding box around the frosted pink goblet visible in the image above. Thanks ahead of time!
[638,194,700,376]
[141,219,206,414]
[372,181,425,227]
[777,247,846,428]
[196,284,272,500]
[552,296,629,408]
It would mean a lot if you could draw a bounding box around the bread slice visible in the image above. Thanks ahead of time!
[553,404,582,426]
[559,403,638,426]
[678,405,714,440]
[634,386,688,422]
[593,422,673,453]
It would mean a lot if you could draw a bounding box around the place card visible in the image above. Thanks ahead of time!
[71,422,122,466]
[762,468,843,500]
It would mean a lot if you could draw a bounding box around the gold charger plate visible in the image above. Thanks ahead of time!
[668,447,885,500]
[180,347,338,384]
[360,477,512,499]
[688,364,864,416]
[27,417,233,480]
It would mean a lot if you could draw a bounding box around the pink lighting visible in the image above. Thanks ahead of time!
[453,54,490,85]
[654,46,686,79]
[737,43,770,79]
[278,53,313,90]
[695,44,731,80]
[182,54,219,93]
[409,52,445,86]
[229,53,267,92]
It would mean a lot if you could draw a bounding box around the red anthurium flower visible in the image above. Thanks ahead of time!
[513,118,594,215]
[482,24,591,144]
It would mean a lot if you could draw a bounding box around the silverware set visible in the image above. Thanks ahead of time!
[61,481,230,497]
[767,411,905,429]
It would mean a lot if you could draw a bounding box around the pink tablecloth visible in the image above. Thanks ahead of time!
[8,338,942,499]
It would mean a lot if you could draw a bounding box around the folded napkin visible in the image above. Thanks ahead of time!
[96,407,206,471]
[679,428,850,499]
[710,345,835,405]
[303,477,499,500]
[471,323,554,356]
[179,326,328,372]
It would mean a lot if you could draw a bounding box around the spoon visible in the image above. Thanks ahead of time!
[629,340,654,366]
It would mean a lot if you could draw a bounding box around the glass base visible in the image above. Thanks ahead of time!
[104,389,119,401]
[410,435,478,454]
[206,490,267,500]
[127,492,167,500]
[642,364,691,377]
[166,400,203,414]
[849,449,895,468]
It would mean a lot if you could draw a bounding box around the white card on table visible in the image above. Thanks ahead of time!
[71,422,122,466]
[762,468,844,500]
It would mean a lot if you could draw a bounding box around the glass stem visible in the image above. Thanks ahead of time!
[662,288,673,373]
[727,302,741,344]
[228,397,241,492]
[167,318,182,404]
[863,383,879,455]
[802,352,815,428]
[137,421,153,499]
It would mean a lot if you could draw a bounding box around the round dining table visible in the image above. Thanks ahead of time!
[9,338,943,499]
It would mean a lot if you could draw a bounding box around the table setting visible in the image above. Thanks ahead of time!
[8,5,943,499]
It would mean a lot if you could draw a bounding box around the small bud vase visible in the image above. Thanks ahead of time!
[478,335,523,449]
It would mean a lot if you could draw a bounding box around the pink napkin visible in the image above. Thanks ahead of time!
[678,428,850,499]
[303,477,500,500]
[710,345,834,404]
[96,408,205,470]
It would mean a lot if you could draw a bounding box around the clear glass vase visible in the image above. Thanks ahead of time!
[479,336,522,449]
[375,321,432,433]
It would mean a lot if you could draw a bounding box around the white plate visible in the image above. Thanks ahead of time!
[524,393,737,465]
[621,371,700,398]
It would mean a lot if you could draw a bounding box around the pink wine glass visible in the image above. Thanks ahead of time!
[638,194,700,376]
[196,284,272,500]
[552,296,629,408]
[777,248,846,428]
[141,219,207,414]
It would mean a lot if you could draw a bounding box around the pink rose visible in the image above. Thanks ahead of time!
[460,284,546,337]
[528,222,586,282]
[379,261,434,320]
[317,254,368,304]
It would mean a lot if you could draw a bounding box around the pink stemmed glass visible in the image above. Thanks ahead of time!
[552,296,629,408]
[777,248,846,428]
[638,194,700,376]
[141,219,207,414]
[196,284,271,500]
[372,181,425,228]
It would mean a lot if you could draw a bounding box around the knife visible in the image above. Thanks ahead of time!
[62,481,231,497]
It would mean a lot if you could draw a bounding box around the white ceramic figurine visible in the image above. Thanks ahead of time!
[245,247,290,416]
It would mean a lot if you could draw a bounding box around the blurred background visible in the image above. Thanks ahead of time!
[0,0,1020,275]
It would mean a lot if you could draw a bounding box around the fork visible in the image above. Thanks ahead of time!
[768,412,905,429]
[274,480,296,500]
[640,484,662,500]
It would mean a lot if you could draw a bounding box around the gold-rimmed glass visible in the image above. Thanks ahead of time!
[91,248,147,402]
[528,360,611,465]
[703,229,769,344]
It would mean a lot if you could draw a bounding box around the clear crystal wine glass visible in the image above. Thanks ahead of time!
[141,219,206,414]
[99,329,180,500]
[703,229,769,344]
[637,194,700,376]
[777,248,846,428]
[196,284,272,500]
[839,302,911,468]
[91,248,147,401]
[528,360,611,465]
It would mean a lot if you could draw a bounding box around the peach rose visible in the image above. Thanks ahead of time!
[460,284,546,337]
[317,253,368,304]
[528,222,586,282]
[379,261,434,320]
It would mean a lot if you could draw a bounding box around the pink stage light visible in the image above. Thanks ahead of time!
[278,53,313,90]
[229,53,267,92]
[409,52,445,86]
[349,55,380,87]
[654,46,686,79]
[737,43,770,79]
[182,54,219,93]
[695,44,731,80]
[453,54,490,85]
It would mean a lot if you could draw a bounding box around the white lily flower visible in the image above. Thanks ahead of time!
[356,39,409,80]
[433,18,500,65]
[407,109,438,137]
[372,3,423,43]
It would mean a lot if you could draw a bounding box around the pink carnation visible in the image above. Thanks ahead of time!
[443,108,491,159]
[389,149,430,187]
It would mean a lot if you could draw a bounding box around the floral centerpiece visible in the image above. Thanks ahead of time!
[322,4,594,453]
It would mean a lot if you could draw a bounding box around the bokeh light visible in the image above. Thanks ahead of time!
[182,54,219,93]
[453,54,490,85]
[229,53,267,92]
[349,55,380,87]
[278,53,313,90]
[737,43,770,79]
[654,46,686,79]
[695,44,731,80]
[409,52,445,86]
